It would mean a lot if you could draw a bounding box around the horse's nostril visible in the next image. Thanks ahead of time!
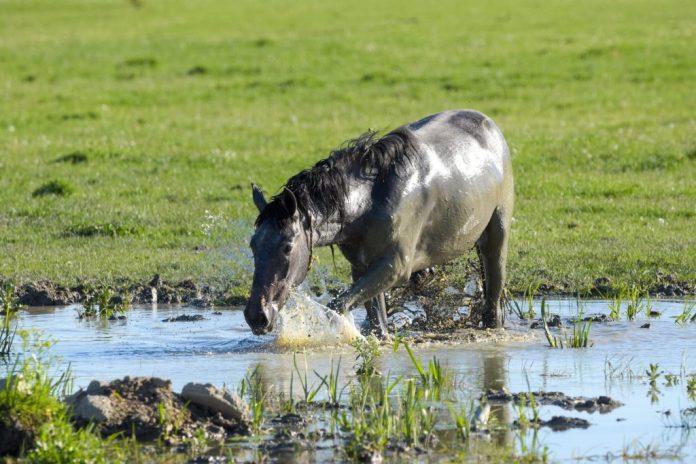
[245,304,270,334]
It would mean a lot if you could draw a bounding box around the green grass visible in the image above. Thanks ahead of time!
[1,0,695,295]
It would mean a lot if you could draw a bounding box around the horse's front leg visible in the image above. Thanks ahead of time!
[328,255,409,336]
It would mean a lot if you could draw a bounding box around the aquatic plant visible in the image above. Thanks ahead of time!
[314,357,345,406]
[76,287,129,320]
[447,401,473,441]
[292,353,322,404]
[515,427,549,463]
[240,366,266,433]
[686,375,696,401]
[508,283,539,320]
[394,336,453,399]
[675,300,696,326]
[543,319,592,349]
[1,285,21,356]
[515,392,541,428]
[624,285,647,320]
[608,294,622,321]
[646,363,661,386]
[604,356,642,382]
[351,335,381,376]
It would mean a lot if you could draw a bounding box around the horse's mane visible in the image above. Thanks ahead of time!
[255,128,416,227]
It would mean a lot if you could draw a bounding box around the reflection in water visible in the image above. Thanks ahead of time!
[482,349,511,447]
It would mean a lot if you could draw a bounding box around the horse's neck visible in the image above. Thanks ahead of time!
[309,213,344,247]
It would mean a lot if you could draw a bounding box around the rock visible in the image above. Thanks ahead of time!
[0,419,33,457]
[71,394,114,422]
[181,383,250,423]
[86,380,110,395]
[640,323,650,329]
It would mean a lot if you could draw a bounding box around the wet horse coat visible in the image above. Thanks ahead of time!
[245,110,513,335]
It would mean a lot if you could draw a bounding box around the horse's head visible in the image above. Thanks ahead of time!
[245,184,311,335]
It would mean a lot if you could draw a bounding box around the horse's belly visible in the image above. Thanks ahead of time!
[403,170,501,269]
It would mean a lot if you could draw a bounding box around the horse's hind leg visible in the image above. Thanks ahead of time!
[476,207,510,328]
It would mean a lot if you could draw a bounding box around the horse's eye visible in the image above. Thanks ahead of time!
[283,245,292,254]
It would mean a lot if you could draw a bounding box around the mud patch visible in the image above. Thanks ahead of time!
[486,389,623,414]
[162,314,205,322]
[65,377,249,441]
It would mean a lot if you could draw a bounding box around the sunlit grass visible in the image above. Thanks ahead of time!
[0,0,694,295]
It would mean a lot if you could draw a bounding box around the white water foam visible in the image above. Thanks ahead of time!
[275,291,364,348]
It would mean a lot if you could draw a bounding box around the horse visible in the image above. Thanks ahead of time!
[244,109,513,336]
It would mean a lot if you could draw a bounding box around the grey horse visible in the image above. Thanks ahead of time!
[245,109,513,336]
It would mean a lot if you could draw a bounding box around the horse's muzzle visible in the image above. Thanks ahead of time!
[244,301,277,336]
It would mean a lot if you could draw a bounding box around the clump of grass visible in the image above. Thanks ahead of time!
[543,319,592,348]
[1,332,73,455]
[53,152,88,164]
[394,336,453,399]
[315,357,345,406]
[608,293,622,321]
[686,375,696,400]
[32,180,75,197]
[351,335,381,376]
[292,353,322,404]
[604,356,643,382]
[624,285,647,320]
[646,363,661,386]
[65,222,143,238]
[1,285,22,356]
[508,283,539,320]
[2,331,143,461]
[239,366,266,433]
[337,338,459,460]
[675,300,696,326]
[27,415,110,464]
[76,288,129,320]
[514,392,541,428]
[447,401,473,440]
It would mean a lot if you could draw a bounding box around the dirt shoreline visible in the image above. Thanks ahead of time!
[2,274,693,308]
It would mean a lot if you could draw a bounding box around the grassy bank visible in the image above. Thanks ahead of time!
[1,0,695,295]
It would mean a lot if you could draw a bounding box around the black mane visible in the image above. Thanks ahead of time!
[255,128,416,227]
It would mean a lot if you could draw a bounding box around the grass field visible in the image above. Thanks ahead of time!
[1,0,695,296]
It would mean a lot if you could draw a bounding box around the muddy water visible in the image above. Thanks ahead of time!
[12,298,696,462]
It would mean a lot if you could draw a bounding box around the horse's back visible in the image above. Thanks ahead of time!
[380,110,513,270]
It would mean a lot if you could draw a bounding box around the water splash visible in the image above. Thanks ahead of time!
[275,291,363,348]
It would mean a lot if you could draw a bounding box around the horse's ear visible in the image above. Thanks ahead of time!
[278,187,297,218]
[251,183,267,212]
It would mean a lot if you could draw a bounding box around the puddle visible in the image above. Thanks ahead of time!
[9,298,696,462]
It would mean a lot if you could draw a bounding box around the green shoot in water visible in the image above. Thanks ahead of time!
[293,353,322,403]
[675,300,696,326]
[544,319,592,349]
[508,283,539,320]
[240,366,266,433]
[314,356,346,406]
[447,401,473,441]
[686,375,696,401]
[351,335,382,376]
[76,287,129,320]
